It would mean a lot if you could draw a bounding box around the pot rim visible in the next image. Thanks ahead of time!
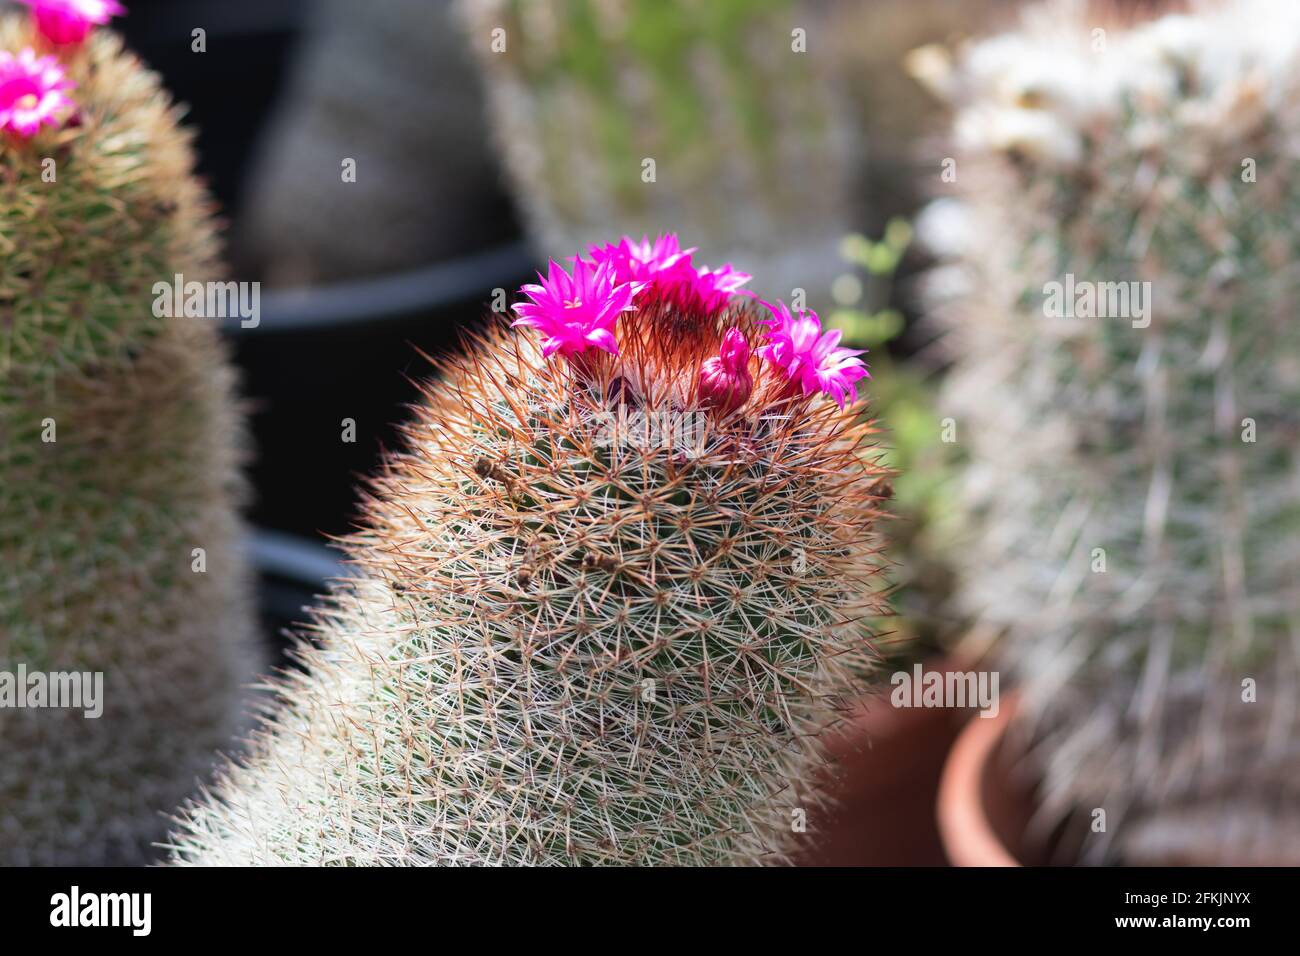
[222,241,534,335]
[248,528,348,586]
[937,689,1023,867]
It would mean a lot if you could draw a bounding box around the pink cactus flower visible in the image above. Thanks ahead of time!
[589,234,751,315]
[512,258,643,358]
[691,263,752,314]
[0,47,75,138]
[20,0,124,46]
[758,301,868,409]
[698,328,754,415]
[588,234,695,286]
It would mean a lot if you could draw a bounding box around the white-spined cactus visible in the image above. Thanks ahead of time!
[0,8,259,864]
[457,0,859,309]
[168,236,891,866]
[924,0,1300,864]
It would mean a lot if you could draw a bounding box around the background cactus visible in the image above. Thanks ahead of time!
[0,16,259,864]
[167,243,891,865]
[234,0,515,286]
[457,0,859,309]
[925,0,1300,863]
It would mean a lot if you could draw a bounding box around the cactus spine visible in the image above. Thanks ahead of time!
[0,18,258,864]
[928,0,1300,863]
[168,247,890,865]
[458,0,859,308]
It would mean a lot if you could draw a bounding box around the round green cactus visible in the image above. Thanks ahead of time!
[0,18,258,864]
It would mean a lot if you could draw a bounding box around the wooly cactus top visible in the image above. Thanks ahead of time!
[169,236,892,866]
[923,0,1300,863]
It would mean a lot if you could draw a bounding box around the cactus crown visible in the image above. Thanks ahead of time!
[170,241,891,865]
[928,0,1300,862]
[0,17,217,376]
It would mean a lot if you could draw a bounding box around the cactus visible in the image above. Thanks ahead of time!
[0,14,259,864]
[235,0,514,286]
[457,0,859,309]
[924,0,1300,863]
[167,238,891,865]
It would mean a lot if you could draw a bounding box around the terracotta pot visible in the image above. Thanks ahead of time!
[796,657,972,866]
[937,691,1040,866]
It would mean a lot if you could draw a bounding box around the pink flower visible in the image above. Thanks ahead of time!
[758,301,868,409]
[588,233,751,314]
[691,263,752,314]
[588,234,695,286]
[698,328,753,415]
[0,48,75,138]
[512,258,642,358]
[20,0,124,46]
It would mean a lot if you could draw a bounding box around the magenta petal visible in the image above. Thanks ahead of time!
[758,301,868,406]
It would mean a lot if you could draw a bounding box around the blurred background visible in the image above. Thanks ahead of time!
[93,0,991,546]
[12,0,1266,869]
[66,0,1016,673]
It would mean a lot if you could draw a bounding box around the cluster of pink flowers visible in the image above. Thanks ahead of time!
[586,234,752,315]
[1,2,124,139]
[511,234,868,411]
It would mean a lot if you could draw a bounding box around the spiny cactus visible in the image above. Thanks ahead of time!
[457,0,859,309]
[167,237,891,866]
[924,0,1300,863]
[0,12,259,864]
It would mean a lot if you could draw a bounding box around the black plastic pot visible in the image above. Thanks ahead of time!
[116,2,534,537]
[223,243,535,539]
[249,527,344,664]
[117,0,309,214]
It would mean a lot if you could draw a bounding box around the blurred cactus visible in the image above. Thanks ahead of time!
[236,0,515,285]
[827,0,1013,222]
[0,18,258,864]
[458,0,860,309]
[168,241,891,865]
[924,0,1300,863]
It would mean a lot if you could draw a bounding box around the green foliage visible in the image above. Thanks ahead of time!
[827,220,957,655]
